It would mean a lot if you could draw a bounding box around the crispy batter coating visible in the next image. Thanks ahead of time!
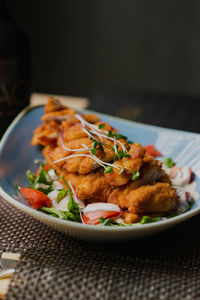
[109,183,176,213]
[105,142,145,186]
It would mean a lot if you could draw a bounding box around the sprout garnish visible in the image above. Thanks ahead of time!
[54,114,139,181]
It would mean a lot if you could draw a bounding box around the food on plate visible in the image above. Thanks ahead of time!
[17,97,198,226]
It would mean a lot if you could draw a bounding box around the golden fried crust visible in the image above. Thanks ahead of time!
[127,183,176,213]
[122,212,142,224]
[61,170,113,202]
[109,183,176,213]
[34,99,176,219]
[31,121,60,146]
[45,97,66,113]
[105,143,145,187]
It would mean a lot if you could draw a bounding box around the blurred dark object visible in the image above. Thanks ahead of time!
[90,91,200,133]
[0,0,30,138]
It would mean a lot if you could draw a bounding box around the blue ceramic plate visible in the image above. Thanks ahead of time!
[0,105,200,242]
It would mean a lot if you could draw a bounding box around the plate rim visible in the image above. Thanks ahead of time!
[0,104,200,234]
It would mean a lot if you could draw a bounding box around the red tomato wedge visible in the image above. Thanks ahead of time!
[20,187,52,210]
[83,210,122,225]
[145,145,162,157]
[36,164,50,175]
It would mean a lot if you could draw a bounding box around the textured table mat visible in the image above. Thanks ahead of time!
[1,197,200,299]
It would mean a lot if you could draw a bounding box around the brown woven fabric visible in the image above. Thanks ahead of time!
[1,196,200,300]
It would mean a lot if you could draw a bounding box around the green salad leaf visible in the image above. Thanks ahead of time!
[131,170,140,181]
[61,177,81,222]
[140,216,161,224]
[26,170,37,184]
[56,189,68,203]
[163,157,176,168]
[31,165,53,194]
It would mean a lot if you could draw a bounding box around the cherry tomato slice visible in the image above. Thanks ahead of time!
[145,145,162,157]
[83,210,122,225]
[20,187,52,210]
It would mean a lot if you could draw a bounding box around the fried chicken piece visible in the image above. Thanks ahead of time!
[61,169,113,202]
[45,97,66,113]
[108,159,167,203]
[31,121,60,146]
[109,183,176,214]
[122,211,142,224]
[105,143,145,186]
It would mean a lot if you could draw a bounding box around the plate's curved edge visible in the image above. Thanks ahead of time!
[1,186,200,234]
[0,105,34,151]
[1,105,200,240]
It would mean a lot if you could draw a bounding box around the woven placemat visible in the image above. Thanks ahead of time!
[1,196,200,300]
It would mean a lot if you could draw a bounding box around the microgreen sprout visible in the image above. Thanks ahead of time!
[104,166,113,174]
[98,124,105,129]
[107,131,128,141]
[131,170,140,181]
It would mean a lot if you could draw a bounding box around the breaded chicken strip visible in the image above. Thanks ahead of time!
[109,183,176,214]
[61,170,112,202]
[32,121,60,146]
[105,143,145,186]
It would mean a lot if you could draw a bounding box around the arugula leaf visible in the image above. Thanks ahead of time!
[56,189,67,203]
[40,207,67,219]
[163,157,176,168]
[99,218,119,226]
[186,200,194,212]
[140,216,161,224]
[61,177,81,222]
[167,212,178,218]
[131,170,140,181]
[98,123,105,129]
[99,218,131,226]
[104,166,113,174]
[32,165,53,194]
[26,170,37,184]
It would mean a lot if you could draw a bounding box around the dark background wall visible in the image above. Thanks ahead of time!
[7,0,200,98]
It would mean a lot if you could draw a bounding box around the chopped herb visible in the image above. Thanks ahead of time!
[128,140,133,144]
[163,157,176,168]
[131,170,140,181]
[140,216,162,224]
[107,131,128,140]
[104,166,113,174]
[91,139,104,154]
[56,189,67,203]
[114,150,130,161]
[98,123,105,129]
[26,170,37,184]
